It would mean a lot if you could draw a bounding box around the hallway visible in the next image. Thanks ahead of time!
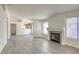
[1,35,79,54]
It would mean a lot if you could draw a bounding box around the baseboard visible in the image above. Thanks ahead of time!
[66,43,79,49]
[0,41,7,53]
[61,42,79,49]
[33,36,43,38]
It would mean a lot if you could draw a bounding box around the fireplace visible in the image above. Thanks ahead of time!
[49,31,62,43]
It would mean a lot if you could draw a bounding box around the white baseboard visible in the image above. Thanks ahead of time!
[0,41,7,53]
[61,42,79,49]
[66,43,79,49]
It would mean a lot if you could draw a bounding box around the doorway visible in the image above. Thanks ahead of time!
[11,24,16,35]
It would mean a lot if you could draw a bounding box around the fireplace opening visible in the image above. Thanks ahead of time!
[50,32,61,43]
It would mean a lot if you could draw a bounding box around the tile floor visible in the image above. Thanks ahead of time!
[1,35,79,54]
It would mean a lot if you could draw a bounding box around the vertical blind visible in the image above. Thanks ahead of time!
[66,17,78,39]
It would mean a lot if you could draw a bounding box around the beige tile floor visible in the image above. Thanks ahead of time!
[1,35,79,54]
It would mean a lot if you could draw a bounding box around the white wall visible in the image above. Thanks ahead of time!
[5,5,11,39]
[48,9,79,48]
[0,5,7,53]
[7,18,11,39]
[48,14,65,30]
[33,21,43,37]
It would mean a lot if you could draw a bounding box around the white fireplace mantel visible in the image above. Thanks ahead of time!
[47,28,64,32]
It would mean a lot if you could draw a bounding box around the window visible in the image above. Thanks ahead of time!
[66,17,77,39]
[43,22,48,34]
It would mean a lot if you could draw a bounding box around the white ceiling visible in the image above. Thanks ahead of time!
[7,4,79,20]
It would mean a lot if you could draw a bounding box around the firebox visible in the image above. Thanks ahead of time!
[50,31,61,43]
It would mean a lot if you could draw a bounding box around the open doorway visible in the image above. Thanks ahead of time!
[11,24,16,35]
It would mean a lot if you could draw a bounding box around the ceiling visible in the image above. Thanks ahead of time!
[7,4,79,20]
